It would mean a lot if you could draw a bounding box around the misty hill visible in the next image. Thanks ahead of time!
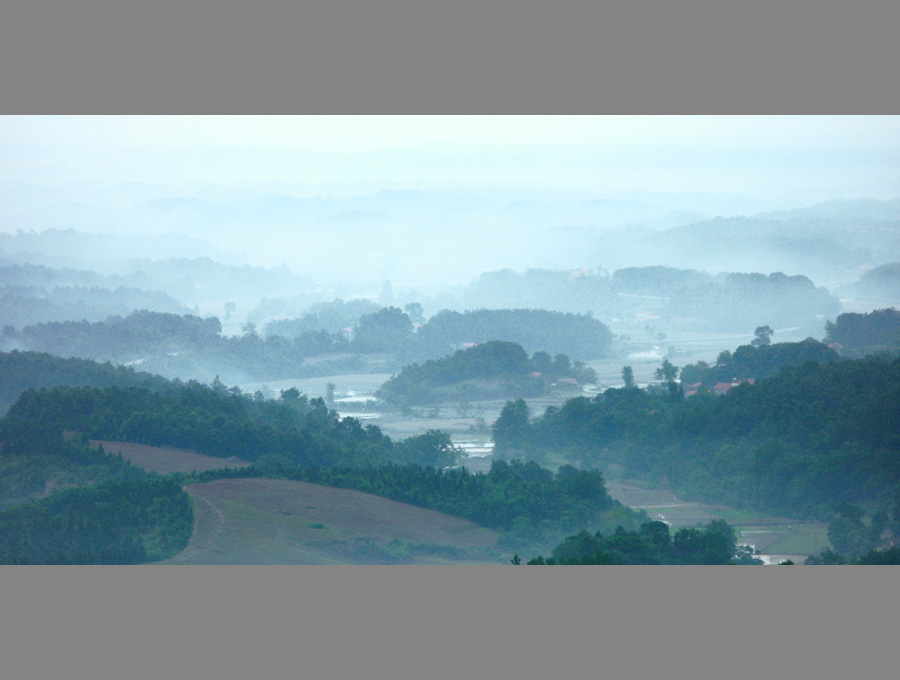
[376,341,597,406]
[460,266,840,336]
[0,228,238,272]
[2,311,327,385]
[0,232,317,311]
[0,284,190,328]
[843,263,900,304]
[824,307,900,357]
[409,308,613,361]
[0,350,174,414]
[580,199,900,283]
[661,271,840,334]
[263,298,382,336]
[461,269,619,316]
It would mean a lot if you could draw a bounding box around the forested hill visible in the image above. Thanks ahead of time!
[499,355,900,520]
[0,373,640,562]
[376,341,597,406]
[407,308,613,361]
[2,306,613,386]
[0,350,174,414]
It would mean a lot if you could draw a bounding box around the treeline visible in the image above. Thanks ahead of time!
[3,383,391,467]
[3,306,613,385]
[523,519,758,565]
[267,305,614,363]
[495,354,900,520]
[186,458,640,546]
[679,338,840,387]
[376,341,596,406]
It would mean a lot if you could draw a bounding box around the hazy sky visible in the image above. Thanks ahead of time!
[3,115,899,151]
[2,115,899,282]
[2,115,899,200]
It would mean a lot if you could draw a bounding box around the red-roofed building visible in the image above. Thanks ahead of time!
[713,382,734,395]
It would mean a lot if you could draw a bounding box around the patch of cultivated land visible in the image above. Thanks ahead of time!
[162,478,506,565]
[90,440,250,475]
[606,479,828,563]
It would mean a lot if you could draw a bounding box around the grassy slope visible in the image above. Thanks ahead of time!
[163,478,507,565]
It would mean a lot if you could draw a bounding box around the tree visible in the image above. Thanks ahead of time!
[622,365,635,389]
[493,398,530,456]
[404,302,425,325]
[653,359,679,383]
[751,325,774,347]
[354,307,413,352]
[224,301,236,322]
[396,430,459,468]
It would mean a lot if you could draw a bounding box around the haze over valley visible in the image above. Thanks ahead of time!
[2,115,900,565]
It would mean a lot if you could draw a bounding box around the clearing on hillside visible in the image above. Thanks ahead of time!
[90,440,250,475]
[164,478,505,565]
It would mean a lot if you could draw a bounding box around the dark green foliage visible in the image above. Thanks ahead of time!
[0,430,144,509]
[806,545,900,565]
[679,339,840,387]
[493,399,531,456]
[824,308,900,356]
[0,477,192,564]
[354,307,414,352]
[263,458,619,536]
[1,381,397,468]
[508,354,900,519]
[528,519,744,565]
[394,430,459,468]
[378,342,594,406]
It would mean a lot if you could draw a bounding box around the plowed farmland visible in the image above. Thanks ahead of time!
[163,478,506,564]
[90,440,250,475]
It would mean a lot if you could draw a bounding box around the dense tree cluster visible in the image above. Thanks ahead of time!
[408,308,613,362]
[679,339,840,387]
[0,477,192,564]
[824,307,900,356]
[524,519,751,565]
[187,458,631,544]
[377,341,596,406]
[499,354,900,520]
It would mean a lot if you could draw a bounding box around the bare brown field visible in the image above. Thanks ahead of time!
[90,440,250,475]
[163,478,506,565]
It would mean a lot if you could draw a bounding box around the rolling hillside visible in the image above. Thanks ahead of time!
[163,478,505,564]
